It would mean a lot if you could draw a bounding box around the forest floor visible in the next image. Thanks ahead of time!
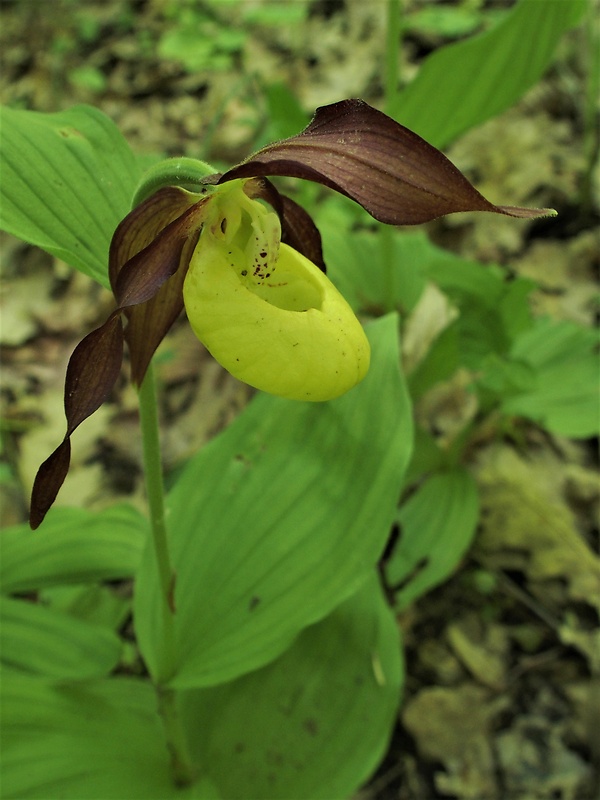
[1,2,598,799]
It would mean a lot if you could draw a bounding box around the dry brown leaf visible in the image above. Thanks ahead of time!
[496,700,594,799]
[475,445,600,608]
[402,683,509,799]
[447,613,510,690]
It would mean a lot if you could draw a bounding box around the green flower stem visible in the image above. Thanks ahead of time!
[138,362,176,677]
[385,0,401,109]
[581,6,599,215]
[157,687,197,787]
[138,362,195,786]
[381,0,403,311]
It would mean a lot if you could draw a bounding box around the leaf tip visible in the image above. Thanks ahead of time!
[497,205,558,220]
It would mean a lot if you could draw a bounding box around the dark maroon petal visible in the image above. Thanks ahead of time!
[109,190,211,385]
[111,193,209,306]
[114,203,207,307]
[219,99,555,225]
[241,177,325,271]
[243,176,284,218]
[30,312,124,529]
[279,194,325,272]
[125,230,200,385]
[109,187,206,291]
[64,312,125,432]
[30,439,71,529]
[31,189,211,526]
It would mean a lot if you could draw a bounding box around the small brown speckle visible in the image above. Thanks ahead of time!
[249,595,261,611]
[302,717,319,736]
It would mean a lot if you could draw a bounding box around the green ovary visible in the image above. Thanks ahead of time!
[183,190,370,401]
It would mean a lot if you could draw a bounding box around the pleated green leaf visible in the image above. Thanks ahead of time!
[391,0,588,148]
[0,104,140,287]
[0,672,218,799]
[182,576,402,800]
[0,596,122,679]
[0,505,147,594]
[39,583,132,632]
[387,468,480,609]
[503,318,600,438]
[135,314,412,687]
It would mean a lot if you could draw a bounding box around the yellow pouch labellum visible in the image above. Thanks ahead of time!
[183,199,370,401]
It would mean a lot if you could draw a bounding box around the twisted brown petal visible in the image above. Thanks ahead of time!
[31,189,211,527]
[220,99,555,225]
[30,312,124,529]
[30,440,71,530]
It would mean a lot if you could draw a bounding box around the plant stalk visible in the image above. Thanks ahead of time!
[138,362,195,786]
[381,0,403,311]
[138,362,177,676]
[385,0,401,112]
[157,687,197,787]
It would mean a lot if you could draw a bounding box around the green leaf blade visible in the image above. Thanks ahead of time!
[182,577,403,800]
[391,0,588,148]
[503,318,600,438]
[0,596,122,679]
[0,673,206,799]
[0,105,140,287]
[0,505,147,594]
[135,315,413,688]
[388,468,480,608]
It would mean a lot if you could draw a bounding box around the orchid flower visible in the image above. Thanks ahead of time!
[30,99,553,527]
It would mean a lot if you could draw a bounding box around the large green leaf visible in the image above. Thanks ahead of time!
[386,468,480,609]
[391,0,588,148]
[0,596,122,679]
[182,576,402,800]
[0,104,140,287]
[0,505,147,594]
[0,580,399,799]
[0,672,217,799]
[135,315,412,687]
[502,318,600,438]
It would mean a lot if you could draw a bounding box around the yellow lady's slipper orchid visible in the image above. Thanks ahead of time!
[184,181,369,400]
[30,98,555,527]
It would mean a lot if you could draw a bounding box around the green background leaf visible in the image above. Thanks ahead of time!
[0,672,216,799]
[0,596,122,679]
[387,468,480,609]
[135,315,412,688]
[391,0,588,148]
[0,104,140,287]
[182,576,402,800]
[0,505,147,594]
[503,318,600,438]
